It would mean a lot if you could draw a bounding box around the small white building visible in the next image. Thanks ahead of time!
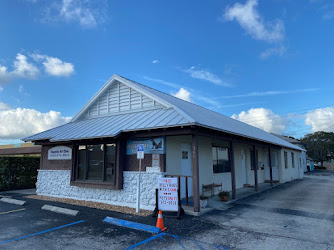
[24,75,304,212]
[272,134,308,173]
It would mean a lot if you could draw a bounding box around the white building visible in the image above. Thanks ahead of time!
[24,75,305,212]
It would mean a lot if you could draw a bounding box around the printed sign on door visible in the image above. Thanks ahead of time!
[152,154,160,168]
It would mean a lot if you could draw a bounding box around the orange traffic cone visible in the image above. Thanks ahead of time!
[156,210,167,232]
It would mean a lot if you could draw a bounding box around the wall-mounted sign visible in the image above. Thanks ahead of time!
[48,146,72,160]
[158,178,178,212]
[126,137,165,155]
[152,154,160,168]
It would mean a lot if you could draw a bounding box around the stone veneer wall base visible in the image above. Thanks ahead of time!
[36,170,164,211]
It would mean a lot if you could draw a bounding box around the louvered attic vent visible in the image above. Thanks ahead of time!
[84,81,163,119]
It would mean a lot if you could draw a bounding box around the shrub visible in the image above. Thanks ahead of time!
[218,191,230,198]
[0,156,40,191]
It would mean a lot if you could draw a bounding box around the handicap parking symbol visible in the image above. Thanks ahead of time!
[137,144,144,152]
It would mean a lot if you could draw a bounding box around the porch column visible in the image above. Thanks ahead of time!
[230,141,236,199]
[192,134,200,212]
[253,145,258,192]
[268,147,273,187]
[116,136,126,189]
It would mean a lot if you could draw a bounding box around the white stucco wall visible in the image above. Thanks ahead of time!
[166,135,239,194]
[166,135,192,176]
[165,135,304,198]
[302,151,307,172]
[36,170,163,210]
[233,143,269,187]
[279,149,304,183]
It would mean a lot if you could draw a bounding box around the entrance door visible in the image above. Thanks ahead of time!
[242,150,247,185]
[181,143,192,199]
[271,151,279,181]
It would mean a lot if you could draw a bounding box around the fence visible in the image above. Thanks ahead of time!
[324,162,334,170]
[0,157,40,191]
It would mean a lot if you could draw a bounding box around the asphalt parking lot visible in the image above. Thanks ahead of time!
[1,173,334,250]
[0,190,225,249]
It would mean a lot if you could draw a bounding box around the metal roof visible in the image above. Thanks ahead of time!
[24,74,303,151]
[121,76,303,151]
[23,108,189,142]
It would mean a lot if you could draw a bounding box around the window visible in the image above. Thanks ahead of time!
[291,152,295,168]
[250,150,258,170]
[76,143,116,184]
[284,151,288,169]
[212,146,230,173]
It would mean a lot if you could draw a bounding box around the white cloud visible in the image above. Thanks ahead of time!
[32,53,74,77]
[18,84,30,96]
[184,67,231,87]
[224,0,285,43]
[18,84,24,93]
[142,75,183,89]
[0,65,10,84]
[232,108,287,133]
[305,107,334,132]
[152,60,159,64]
[311,3,334,20]
[172,88,192,102]
[0,53,39,85]
[260,45,286,59]
[220,88,319,99]
[43,56,74,77]
[0,107,71,139]
[0,52,75,89]
[142,75,221,107]
[12,53,39,78]
[0,102,11,111]
[42,0,107,29]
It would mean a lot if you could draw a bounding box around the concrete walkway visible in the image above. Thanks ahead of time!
[183,182,280,215]
[207,182,280,211]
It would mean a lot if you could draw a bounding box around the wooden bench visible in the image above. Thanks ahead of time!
[202,183,222,197]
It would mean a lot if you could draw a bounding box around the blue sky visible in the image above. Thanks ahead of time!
[1,0,334,145]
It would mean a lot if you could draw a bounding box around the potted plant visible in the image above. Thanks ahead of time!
[200,195,209,208]
[218,191,230,202]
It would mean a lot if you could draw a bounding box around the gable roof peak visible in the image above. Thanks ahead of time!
[71,74,179,122]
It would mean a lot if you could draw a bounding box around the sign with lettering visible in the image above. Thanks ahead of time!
[137,144,144,159]
[126,137,165,155]
[152,154,160,168]
[48,146,72,160]
[158,178,178,211]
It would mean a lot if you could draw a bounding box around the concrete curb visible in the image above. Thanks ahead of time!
[41,205,79,216]
[183,206,214,216]
[104,216,161,234]
[0,197,26,206]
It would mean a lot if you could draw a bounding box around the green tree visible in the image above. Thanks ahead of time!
[301,131,334,167]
